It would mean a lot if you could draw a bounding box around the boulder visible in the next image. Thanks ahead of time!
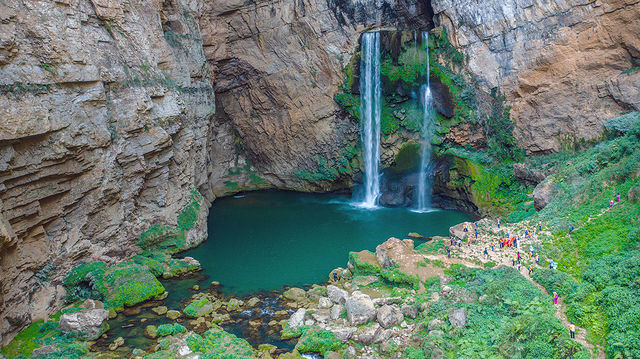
[427,318,444,330]
[376,305,404,329]
[183,298,214,318]
[327,285,348,305]
[311,310,329,323]
[344,346,357,358]
[59,308,109,340]
[401,304,418,319]
[533,178,554,211]
[109,336,124,351]
[246,297,260,307]
[318,297,333,309]
[449,308,467,329]
[330,304,345,320]
[166,310,181,320]
[283,287,307,302]
[353,323,382,345]
[226,298,244,311]
[152,306,167,315]
[330,326,357,342]
[372,297,402,306]
[287,308,306,330]
[375,237,414,269]
[449,223,470,240]
[144,325,158,339]
[31,345,58,357]
[345,292,376,326]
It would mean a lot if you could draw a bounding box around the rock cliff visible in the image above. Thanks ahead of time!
[432,0,640,153]
[0,0,433,345]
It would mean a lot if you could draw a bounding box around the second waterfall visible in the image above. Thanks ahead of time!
[359,32,382,208]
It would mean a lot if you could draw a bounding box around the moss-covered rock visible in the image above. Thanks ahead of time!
[156,323,186,337]
[295,328,345,355]
[185,325,255,359]
[183,298,214,318]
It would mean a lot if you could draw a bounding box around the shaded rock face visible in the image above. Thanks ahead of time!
[432,0,640,154]
[0,0,215,344]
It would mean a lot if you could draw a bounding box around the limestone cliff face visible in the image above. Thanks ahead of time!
[0,0,215,344]
[0,0,434,345]
[198,0,433,193]
[432,0,640,154]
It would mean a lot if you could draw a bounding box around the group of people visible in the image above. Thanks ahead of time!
[608,192,622,208]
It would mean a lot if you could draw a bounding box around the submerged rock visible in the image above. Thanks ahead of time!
[59,308,109,340]
[109,336,124,351]
[144,325,158,339]
[166,310,181,320]
[152,306,168,315]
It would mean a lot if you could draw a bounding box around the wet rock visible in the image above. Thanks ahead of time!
[109,336,124,351]
[345,292,376,326]
[330,327,357,342]
[166,310,181,320]
[307,286,327,301]
[59,308,109,340]
[192,285,200,291]
[318,297,333,309]
[144,325,158,339]
[152,306,167,315]
[226,298,244,311]
[249,320,261,327]
[287,308,306,330]
[183,298,214,318]
[401,304,418,319]
[210,313,230,324]
[123,307,141,316]
[246,297,260,307]
[283,287,307,302]
[278,350,303,359]
[327,285,348,305]
[376,305,404,329]
[449,308,467,329]
[330,304,345,320]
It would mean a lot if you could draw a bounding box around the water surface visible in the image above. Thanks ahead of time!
[182,191,471,294]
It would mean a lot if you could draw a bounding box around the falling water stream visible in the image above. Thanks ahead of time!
[416,32,435,212]
[358,32,382,208]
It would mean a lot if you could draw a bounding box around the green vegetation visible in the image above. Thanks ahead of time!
[0,319,89,359]
[380,268,419,289]
[296,328,344,355]
[348,251,382,276]
[295,143,360,182]
[156,323,186,337]
[185,325,255,359]
[183,298,213,318]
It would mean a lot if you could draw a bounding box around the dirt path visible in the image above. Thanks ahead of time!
[445,219,605,359]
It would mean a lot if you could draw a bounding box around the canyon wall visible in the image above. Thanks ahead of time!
[432,0,640,154]
[0,0,433,345]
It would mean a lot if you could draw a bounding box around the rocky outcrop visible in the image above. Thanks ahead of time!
[432,0,640,154]
[59,307,109,340]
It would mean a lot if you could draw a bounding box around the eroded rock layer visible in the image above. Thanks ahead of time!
[433,0,640,153]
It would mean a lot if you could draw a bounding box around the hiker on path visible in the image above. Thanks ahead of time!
[553,292,558,305]
[491,242,495,251]
[528,265,533,275]
[475,228,479,240]
[569,225,574,235]
[517,262,522,271]
[463,223,468,232]
[616,193,621,202]
[512,256,516,266]
[446,247,451,258]
[484,248,488,259]
[569,322,576,339]
[536,253,539,265]
[609,199,614,208]
[497,218,501,228]
[538,221,542,231]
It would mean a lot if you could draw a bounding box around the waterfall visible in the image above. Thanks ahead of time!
[416,32,435,212]
[358,32,382,208]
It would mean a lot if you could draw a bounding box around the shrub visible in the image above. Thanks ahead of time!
[296,329,344,355]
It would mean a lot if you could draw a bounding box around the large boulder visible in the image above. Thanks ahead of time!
[330,327,357,342]
[59,308,109,340]
[376,305,404,329]
[533,178,554,211]
[330,304,345,320]
[345,292,376,326]
[375,237,414,269]
[283,287,307,302]
[449,222,470,239]
[401,304,418,319]
[352,323,383,345]
[327,285,348,305]
[449,308,467,329]
[287,308,306,330]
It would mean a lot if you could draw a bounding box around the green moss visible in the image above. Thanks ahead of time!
[183,298,213,318]
[348,251,381,276]
[0,319,89,359]
[296,328,344,355]
[389,142,421,174]
[380,268,419,289]
[185,325,254,359]
[281,323,304,339]
[156,323,186,337]
[162,258,201,278]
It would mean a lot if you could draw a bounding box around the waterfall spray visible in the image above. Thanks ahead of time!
[416,32,435,212]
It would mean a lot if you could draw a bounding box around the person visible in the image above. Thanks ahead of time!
[474,221,478,227]
[553,292,558,305]
[528,265,533,275]
[457,239,462,247]
[517,251,521,261]
[491,242,495,251]
[333,272,338,281]
[484,248,488,259]
[536,253,539,265]
[517,262,522,271]
[538,221,542,232]
[609,199,614,208]
[497,218,501,228]
[463,223,468,232]
[512,256,516,266]
[525,229,529,238]
[569,225,574,235]
[569,322,575,339]
[475,228,479,240]
[447,246,451,258]
[616,193,621,202]
[549,260,554,269]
